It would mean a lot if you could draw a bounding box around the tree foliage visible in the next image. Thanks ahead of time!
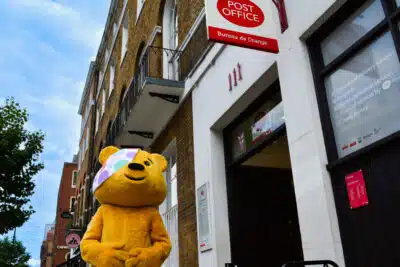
[0,97,45,234]
[0,237,31,267]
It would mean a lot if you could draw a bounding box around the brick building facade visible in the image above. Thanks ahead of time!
[40,226,55,267]
[52,162,78,266]
[71,0,210,266]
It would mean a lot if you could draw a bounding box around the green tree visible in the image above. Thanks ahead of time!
[0,97,45,234]
[0,237,31,267]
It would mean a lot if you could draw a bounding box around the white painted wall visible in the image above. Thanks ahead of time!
[188,0,348,266]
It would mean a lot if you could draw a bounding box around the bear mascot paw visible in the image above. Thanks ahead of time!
[80,146,172,267]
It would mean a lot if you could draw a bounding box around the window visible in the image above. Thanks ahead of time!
[121,13,129,62]
[159,141,178,215]
[137,0,145,20]
[169,156,178,207]
[85,127,89,153]
[99,70,104,92]
[109,64,115,97]
[82,140,85,158]
[70,197,76,211]
[101,87,106,117]
[308,0,400,160]
[104,49,109,71]
[95,105,100,133]
[169,0,178,50]
[72,171,78,188]
[113,22,118,38]
[321,0,385,64]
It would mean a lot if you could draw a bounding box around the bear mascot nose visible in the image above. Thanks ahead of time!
[128,162,145,171]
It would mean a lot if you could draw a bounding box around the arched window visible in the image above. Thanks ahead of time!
[163,0,178,50]
[162,0,178,79]
[135,41,146,71]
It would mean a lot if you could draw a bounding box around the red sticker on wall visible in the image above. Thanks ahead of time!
[217,0,265,28]
[345,170,369,209]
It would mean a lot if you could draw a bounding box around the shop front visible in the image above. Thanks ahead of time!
[188,1,355,267]
[307,0,400,266]
[189,33,343,267]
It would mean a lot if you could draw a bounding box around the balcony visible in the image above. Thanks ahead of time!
[106,46,184,148]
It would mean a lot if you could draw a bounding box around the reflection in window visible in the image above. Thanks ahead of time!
[321,0,385,65]
[324,31,400,157]
[231,90,282,160]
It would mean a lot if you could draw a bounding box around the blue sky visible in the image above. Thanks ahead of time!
[0,0,109,265]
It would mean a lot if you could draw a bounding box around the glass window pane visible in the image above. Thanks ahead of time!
[321,0,385,65]
[171,178,177,207]
[324,31,400,158]
[397,0,400,7]
[231,90,283,160]
[170,162,177,181]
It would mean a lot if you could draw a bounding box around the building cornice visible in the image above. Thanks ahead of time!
[78,61,96,115]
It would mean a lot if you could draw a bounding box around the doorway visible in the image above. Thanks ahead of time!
[224,82,303,267]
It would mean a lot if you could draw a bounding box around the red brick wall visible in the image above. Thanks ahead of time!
[53,162,77,266]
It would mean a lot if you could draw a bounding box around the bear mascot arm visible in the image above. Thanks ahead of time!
[127,211,171,267]
[81,206,130,266]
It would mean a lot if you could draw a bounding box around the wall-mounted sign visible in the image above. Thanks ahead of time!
[205,0,279,53]
[345,170,369,210]
[197,182,212,252]
[57,245,69,250]
[65,233,81,249]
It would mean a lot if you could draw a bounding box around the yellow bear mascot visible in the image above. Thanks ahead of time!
[80,146,171,267]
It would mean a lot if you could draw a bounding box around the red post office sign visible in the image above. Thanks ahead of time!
[205,0,279,53]
[345,170,369,210]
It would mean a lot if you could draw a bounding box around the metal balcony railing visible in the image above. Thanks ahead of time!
[282,260,339,267]
[105,46,182,146]
[180,17,212,80]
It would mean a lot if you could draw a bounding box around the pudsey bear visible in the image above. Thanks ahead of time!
[80,146,171,267]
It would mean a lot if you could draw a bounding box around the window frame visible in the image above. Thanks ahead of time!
[101,86,106,117]
[72,171,78,188]
[70,197,76,212]
[307,0,400,165]
[121,11,129,65]
[137,0,146,20]
[109,63,115,97]
[160,139,178,214]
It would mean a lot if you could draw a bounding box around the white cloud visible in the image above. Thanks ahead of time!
[28,258,41,266]
[8,0,103,49]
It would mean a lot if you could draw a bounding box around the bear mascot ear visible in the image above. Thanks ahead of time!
[99,146,119,165]
[151,153,168,172]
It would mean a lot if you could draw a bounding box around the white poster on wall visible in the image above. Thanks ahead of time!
[204,0,279,52]
[197,182,212,252]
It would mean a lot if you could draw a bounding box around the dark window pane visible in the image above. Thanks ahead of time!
[321,0,385,65]
[324,31,400,158]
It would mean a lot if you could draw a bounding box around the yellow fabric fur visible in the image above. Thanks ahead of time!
[80,146,171,267]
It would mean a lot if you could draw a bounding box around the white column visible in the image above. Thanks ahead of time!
[277,31,345,266]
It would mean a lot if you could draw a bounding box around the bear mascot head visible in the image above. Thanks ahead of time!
[80,146,171,267]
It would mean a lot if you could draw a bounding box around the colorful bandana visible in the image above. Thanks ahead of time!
[93,148,139,192]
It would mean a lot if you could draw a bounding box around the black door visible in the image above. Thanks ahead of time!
[227,166,303,267]
[330,136,400,267]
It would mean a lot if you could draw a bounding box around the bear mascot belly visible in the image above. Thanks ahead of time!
[80,146,171,267]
